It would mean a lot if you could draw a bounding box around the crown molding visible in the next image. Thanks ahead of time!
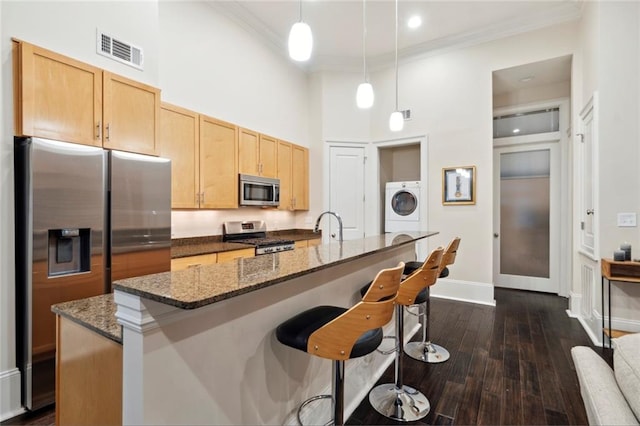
[207,1,583,74]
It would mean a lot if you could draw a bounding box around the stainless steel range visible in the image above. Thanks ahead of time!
[223,221,295,255]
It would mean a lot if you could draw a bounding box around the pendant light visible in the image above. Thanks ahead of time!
[356,0,374,109]
[288,0,313,62]
[389,0,404,131]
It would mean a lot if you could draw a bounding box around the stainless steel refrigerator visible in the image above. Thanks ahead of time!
[14,137,171,410]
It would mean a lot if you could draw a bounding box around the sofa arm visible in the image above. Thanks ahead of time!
[571,346,639,425]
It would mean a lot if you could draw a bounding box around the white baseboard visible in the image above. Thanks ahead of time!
[430,278,496,306]
[1,368,24,422]
[567,292,581,317]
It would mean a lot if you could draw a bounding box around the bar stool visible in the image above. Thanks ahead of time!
[275,262,404,426]
[366,247,444,422]
[404,237,461,364]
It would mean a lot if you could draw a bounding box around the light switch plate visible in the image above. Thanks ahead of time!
[617,212,637,227]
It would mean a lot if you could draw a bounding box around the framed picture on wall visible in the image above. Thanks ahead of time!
[442,166,476,205]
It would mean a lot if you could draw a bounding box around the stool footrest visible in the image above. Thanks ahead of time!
[297,394,333,426]
[375,335,398,355]
[404,341,450,363]
[368,383,430,422]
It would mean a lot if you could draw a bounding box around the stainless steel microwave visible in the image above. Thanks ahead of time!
[239,174,280,207]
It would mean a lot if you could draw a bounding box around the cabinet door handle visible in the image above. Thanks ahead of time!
[586,209,594,215]
[96,122,102,140]
[106,123,111,141]
[201,192,205,204]
[196,192,200,205]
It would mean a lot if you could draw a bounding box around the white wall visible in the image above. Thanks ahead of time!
[317,21,579,286]
[596,2,640,323]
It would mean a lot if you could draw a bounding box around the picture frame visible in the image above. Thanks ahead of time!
[442,166,476,205]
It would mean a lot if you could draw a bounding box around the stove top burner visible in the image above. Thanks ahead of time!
[222,221,296,255]
[234,237,295,248]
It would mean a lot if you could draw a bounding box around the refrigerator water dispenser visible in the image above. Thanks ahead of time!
[48,228,90,276]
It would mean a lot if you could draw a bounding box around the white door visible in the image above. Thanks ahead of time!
[493,141,560,293]
[329,146,365,241]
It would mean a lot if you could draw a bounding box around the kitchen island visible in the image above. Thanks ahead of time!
[62,231,438,425]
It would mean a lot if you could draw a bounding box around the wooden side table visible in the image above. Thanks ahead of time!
[600,258,640,349]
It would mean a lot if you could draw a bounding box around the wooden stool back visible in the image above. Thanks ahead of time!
[440,237,461,274]
[307,262,404,360]
[396,247,444,306]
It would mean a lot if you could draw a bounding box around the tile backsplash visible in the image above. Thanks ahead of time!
[171,209,299,238]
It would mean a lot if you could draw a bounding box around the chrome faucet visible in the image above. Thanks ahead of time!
[314,211,344,242]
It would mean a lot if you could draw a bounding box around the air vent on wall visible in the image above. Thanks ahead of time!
[97,30,144,70]
[401,109,411,120]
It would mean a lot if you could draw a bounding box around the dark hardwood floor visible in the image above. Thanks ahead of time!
[348,287,608,425]
[3,288,605,426]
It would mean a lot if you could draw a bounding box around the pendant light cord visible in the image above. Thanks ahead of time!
[362,0,367,82]
[394,0,399,111]
[299,0,303,21]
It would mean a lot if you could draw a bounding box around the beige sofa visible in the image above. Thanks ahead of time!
[571,333,640,425]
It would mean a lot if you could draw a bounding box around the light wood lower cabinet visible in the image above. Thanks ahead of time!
[171,253,217,271]
[56,317,122,426]
[172,249,254,269]
[308,238,322,247]
[217,248,255,263]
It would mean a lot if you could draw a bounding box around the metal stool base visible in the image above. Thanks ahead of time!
[368,383,430,422]
[404,341,450,363]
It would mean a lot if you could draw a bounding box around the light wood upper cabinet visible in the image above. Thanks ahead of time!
[277,140,293,210]
[159,103,199,208]
[238,128,277,178]
[14,40,103,147]
[259,134,278,178]
[238,128,259,175]
[13,40,160,155]
[277,141,309,211]
[292,144,309,210]
[103,72,160,155]
[200,115,238,209]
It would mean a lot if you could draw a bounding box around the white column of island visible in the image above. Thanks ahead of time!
[113,231,437,425]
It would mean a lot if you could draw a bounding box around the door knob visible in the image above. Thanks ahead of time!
[494,233,499,238]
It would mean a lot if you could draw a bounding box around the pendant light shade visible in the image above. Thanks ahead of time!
[356,0,374,109]
[389,111,404,131]
[356,82,374,109]
[389,0,403,131]
[288,1,313,62]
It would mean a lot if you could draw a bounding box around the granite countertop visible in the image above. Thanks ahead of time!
[51,293,122,344]
[114,231,437,310]
[171,229,321,258]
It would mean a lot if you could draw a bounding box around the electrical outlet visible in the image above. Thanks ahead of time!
[617,212,637,227]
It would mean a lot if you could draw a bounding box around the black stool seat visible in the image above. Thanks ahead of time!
[404,262,449,278]
[360,281,427,304]
[276,305,384,358]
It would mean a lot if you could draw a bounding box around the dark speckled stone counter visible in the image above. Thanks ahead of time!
[114,231,437,310]
[51,293,122,343]
[170,229,321,258]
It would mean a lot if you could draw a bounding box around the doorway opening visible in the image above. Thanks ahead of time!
[492,55,572,296]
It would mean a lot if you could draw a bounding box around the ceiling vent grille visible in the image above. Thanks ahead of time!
[97,30,143,70]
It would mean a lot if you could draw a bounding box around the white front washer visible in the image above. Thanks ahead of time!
[385,181,422,232]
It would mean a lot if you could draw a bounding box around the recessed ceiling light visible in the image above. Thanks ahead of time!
[519,76,535,83]
[407,15,422,29]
